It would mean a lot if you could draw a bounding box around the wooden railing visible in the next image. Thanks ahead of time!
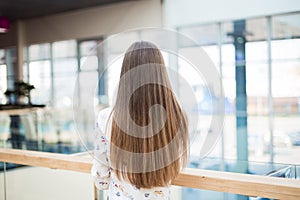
[1,148,300,199]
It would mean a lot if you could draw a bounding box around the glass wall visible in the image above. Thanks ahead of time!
[0,49,7,104]
[52,40,77,108]
[177,12,300,168]
[0,48,17,105]
[28,43,52,105]
[0,9,298,179]
[14,12,299,161]
[25,38,105,107]
[175,11,300,200]
[21,38,106,153]
[0,10,299,200]
[271,13,300,165]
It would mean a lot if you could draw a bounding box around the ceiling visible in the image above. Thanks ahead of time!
[0,0,139,21]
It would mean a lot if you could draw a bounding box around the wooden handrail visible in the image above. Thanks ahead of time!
[1,148,300,199]
[0,148,92,173]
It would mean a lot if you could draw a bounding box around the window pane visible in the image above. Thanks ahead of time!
[202,45,219,67]
[270,14,300,164]
[221,43,235,101]
[53,58,77,74]
[80,56,98,71]
[271,38,300,164]
[107,54,123,106]
[23,46,27,61]
[221,44,235,64]
[222,22,234,44]
[28,59,51,105]
[6,48,16,89]
[246,62,269,121]
[78,71,98,107]
[246,41,268,62]
[272,13,300,40]
[179,24,219,46]
[53,75,76,107]
[272,61,300,99]
[273,115,300,164]
[0,64,7,93]
[30,77,51,105]
[53,40,77,58]
[245,18,267,42]
[29,43,50,61]
[29,61,51,77]
[246,62,268,97]
[23,62,28,82]
[80,40,97,56]
[0,49,5,64]
[271,39,300,60]
[178,47,215,157]
[108,32,139,54]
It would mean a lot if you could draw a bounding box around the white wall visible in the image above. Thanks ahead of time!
[0,167,183,200]
[24,0,162,45]
[0,167,94,200]
[164,0,300,27]
[0,0,162,48]
[1,0,299,47]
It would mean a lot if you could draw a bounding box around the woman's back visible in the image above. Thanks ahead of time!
[92,41,189,199]
[93,107,171,199]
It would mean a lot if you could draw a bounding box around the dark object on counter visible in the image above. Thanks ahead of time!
[4,81,35,105]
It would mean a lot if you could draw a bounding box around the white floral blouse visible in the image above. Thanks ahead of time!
[91,108,171,200]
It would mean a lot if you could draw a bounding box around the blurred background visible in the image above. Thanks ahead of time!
[0,0,300,199]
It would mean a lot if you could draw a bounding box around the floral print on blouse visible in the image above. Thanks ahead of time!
[91,108,171,200]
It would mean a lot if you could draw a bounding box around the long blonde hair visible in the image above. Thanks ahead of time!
[110,41,189,188]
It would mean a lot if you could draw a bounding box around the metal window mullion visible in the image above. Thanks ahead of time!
[267,16,274,163]
[97,38,104,99]
[76,40,81,105]
[26,46,30,82]
[218,22,226,170]
[50,43,54,106]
